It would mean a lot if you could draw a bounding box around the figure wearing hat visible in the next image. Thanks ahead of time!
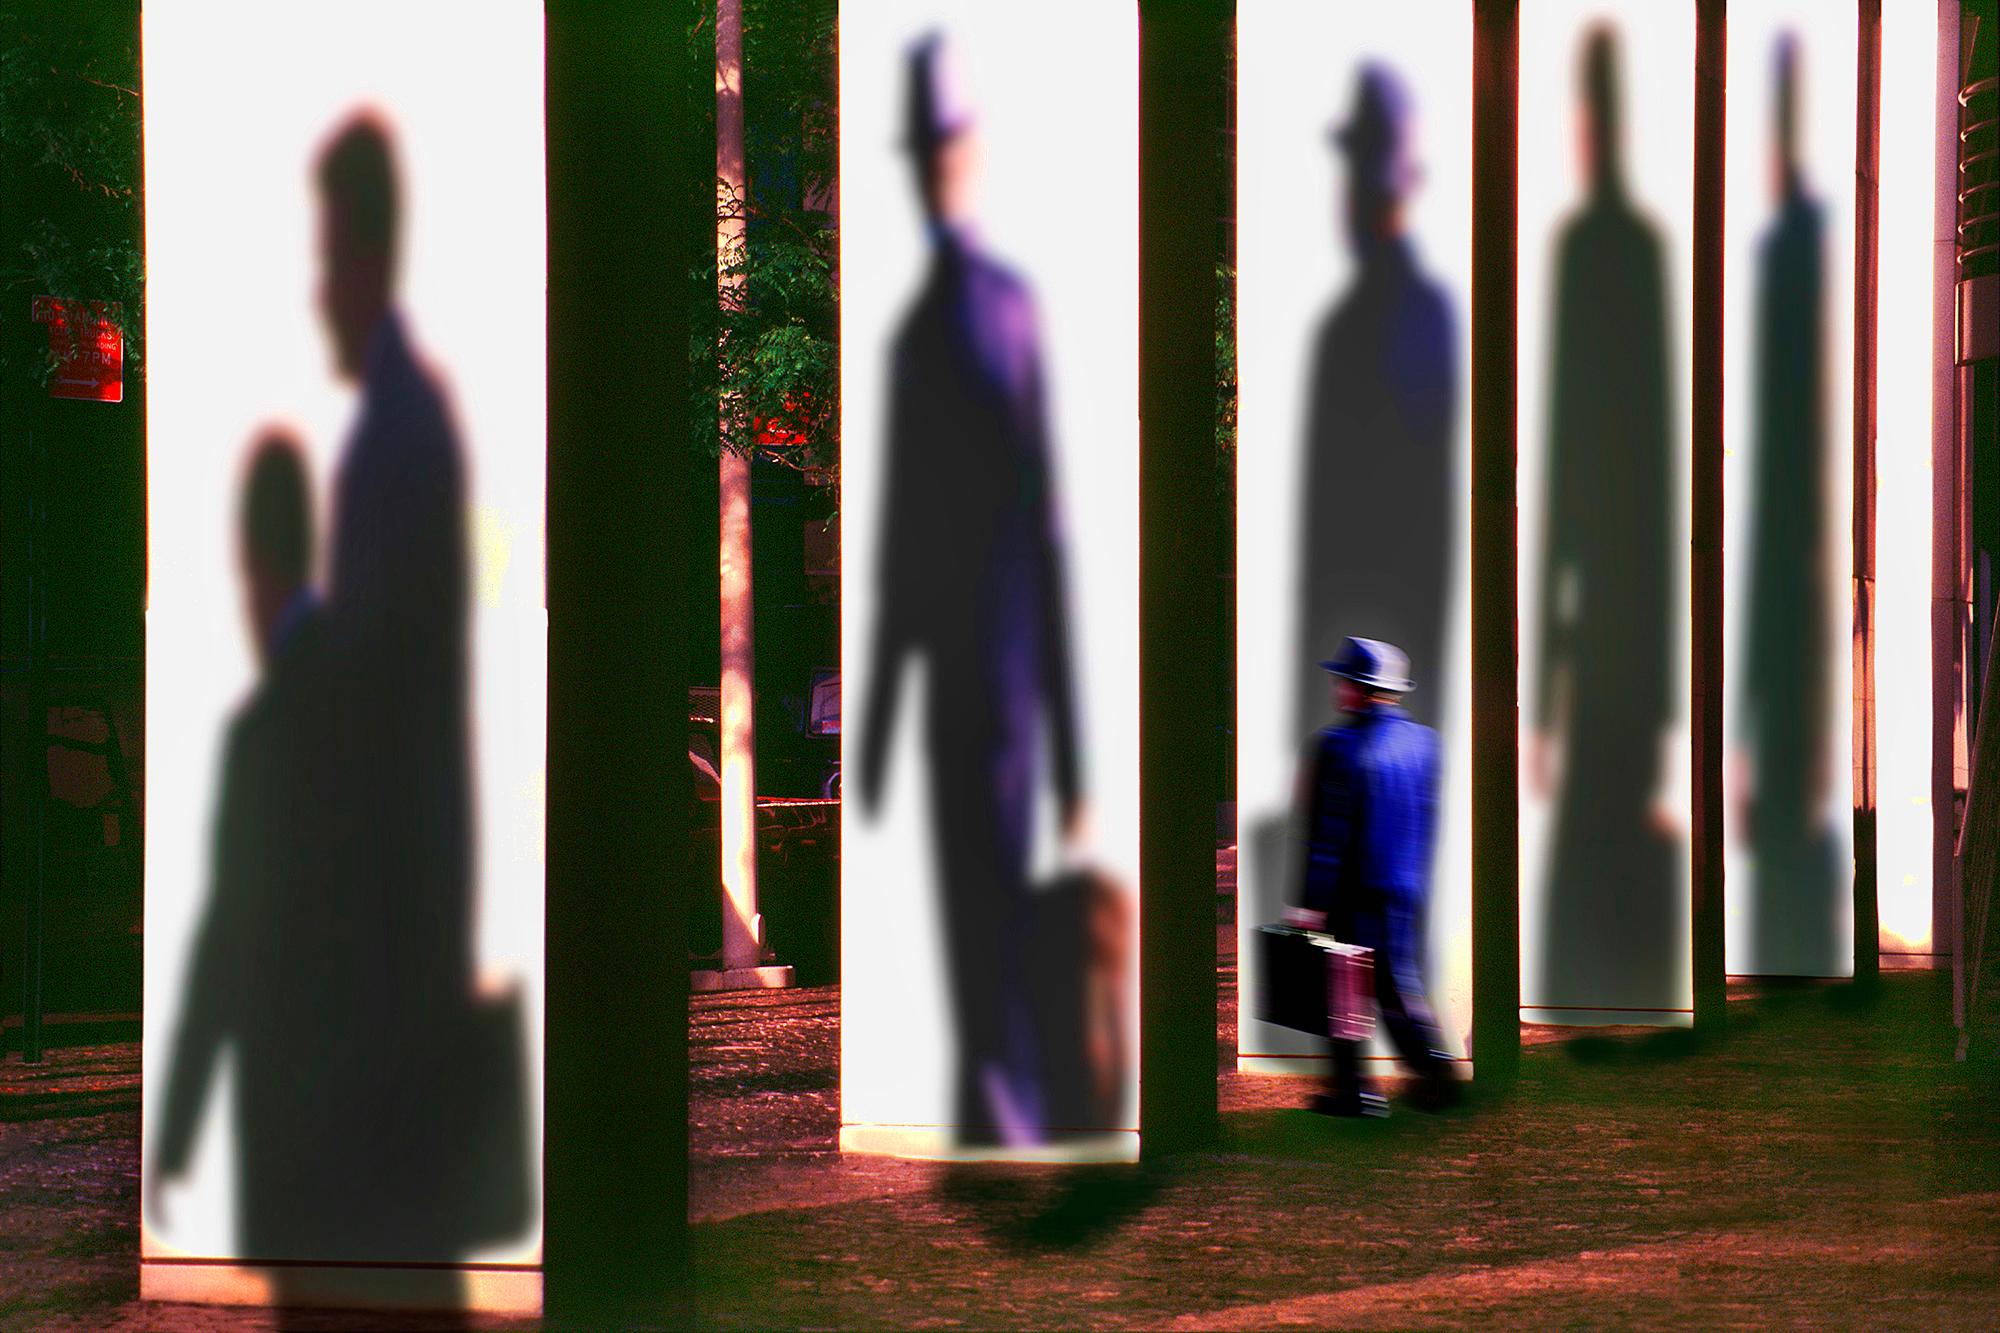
[1286,638,1457,1115]
[857,32,1086,1146]
[1291,63,1456,748]
[1528,26,1680,1011]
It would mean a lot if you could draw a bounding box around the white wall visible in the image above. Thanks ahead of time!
[839,4,1140,1154]
[1236,1,1474,1066]
[141,0,544,1266]
[1721,2,1857,977]
[1518,0,1695,1022]
[1875,0,1941,960]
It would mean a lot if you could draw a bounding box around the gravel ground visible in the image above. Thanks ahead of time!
[686,940,2000,1331]
[5,931,1997,1330]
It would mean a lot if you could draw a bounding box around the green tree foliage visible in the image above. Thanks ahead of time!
[688,0,838,480]
[0,2,144,383]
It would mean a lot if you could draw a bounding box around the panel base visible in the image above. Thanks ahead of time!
[139,1260,541,1316]
[1878,951,1943,971]
[1236,1055,1474,1076]
[1519,1007,1694,1028]
[839,1123,1140,1163]
[690,965,796,992]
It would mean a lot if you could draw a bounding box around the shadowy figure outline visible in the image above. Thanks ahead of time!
[151,112,525,1325]
[856,33,1095,1147]
[1738,34,1838,976]
[1530,27,1684,1012]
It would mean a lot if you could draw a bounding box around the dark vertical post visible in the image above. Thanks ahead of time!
[1691,0,1728,1032]
[1139,0,1226,1156]
[1934,0,1965,990]
[23,425,47,1065]
[1471,0,1521,1087]
[545,4,696,1327]
[1853,0,1883,988]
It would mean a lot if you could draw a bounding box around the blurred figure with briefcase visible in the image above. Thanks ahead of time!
[1273,638,1459,1117]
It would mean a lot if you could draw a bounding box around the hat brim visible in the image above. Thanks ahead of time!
[1318,661,1415,692]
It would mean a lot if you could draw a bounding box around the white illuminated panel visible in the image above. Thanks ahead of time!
[839,6,1139,1157]
[1875,0,1939,961]
[1721,3,1857,977]
[142,0,544,1297]
[1519,1,1695,1024]
[1236,3,1474,1069]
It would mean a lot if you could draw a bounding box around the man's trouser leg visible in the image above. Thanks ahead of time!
[932,741,1041,1143]
[1323,897,1379,1111]
[1376,895,1453,1091]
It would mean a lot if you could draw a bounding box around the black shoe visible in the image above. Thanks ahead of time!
[1409,1072,1463,1114]
[1310,1090,1389,1119]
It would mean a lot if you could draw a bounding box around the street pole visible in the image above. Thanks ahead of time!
[1691,0,1728,1034]
[1852,0,1882,990]
[1470,0,1521,1087]
[24,425,48,1064]
[705,0,791,992]
[544,4,697,1324]
[1138,0,1226,1157]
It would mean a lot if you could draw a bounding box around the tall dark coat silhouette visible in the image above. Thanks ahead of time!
[1742,182,1837,974]
[858,224,1082,1143]
[154,607,367,1259]
[328,309,473,1014]
[1533,42,1683,1012]
[317,308,500,1260]
[1292,237,1456,743]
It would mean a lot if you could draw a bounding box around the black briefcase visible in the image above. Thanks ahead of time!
[1255,925,1374,1042]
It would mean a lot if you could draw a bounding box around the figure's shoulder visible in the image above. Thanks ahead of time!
[968,246,1031,300]
[968,249,1039,331]
[219,678,283,793]
[1772,192,1825,251]
[1316,720,1362,767]
[1314,297,1359,356]
[1386,711,1441,767]
[1404,264,1455,336]
[367,319,461,451]
[1554,208,1595,259]
[1352,707,1430,753]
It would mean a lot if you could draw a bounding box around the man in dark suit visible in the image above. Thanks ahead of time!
[1739,35,1837,975]
[316,112,474,1028]
[1287,638,1457,1117]
[151,432,355,1269]
[1253,63,1459,972]
[310,112,493,1281]
[1529,27,1681,1013]
[857,33,1086,1147]
[1292,63,1456,746]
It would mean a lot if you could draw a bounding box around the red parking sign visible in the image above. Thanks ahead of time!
[31,296,124,403]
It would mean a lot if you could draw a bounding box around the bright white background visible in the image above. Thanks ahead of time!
[1236,2,1474,1064]
[1722,1,1856,977]
[1875,0,1940,958]
[142,2,545,1263]
[1518,0,1694,1020]
[839,5,1140,1147]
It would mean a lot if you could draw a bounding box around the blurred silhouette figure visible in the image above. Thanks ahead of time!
[1252,64,1457,998]
[1739,36,1838,975]
[152,433,352,1271]
[1292,63,1456,745]
[153,114,524,1325]
[317,114,475,1045]
[1530,28,1682,1012]
[857,33,1090,1146]
[1284,640,1458,1117]
[314,111,525,1285]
